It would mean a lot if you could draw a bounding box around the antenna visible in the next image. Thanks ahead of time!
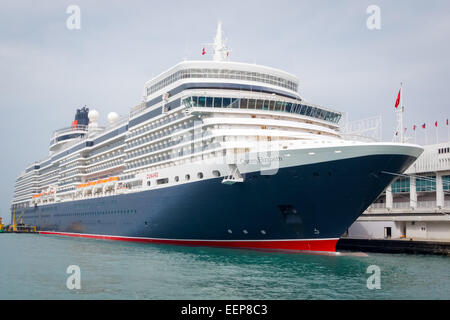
[213,21,226,61]
[202,21,231,61]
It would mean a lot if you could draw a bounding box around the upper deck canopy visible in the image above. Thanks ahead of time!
[144,60,300,99]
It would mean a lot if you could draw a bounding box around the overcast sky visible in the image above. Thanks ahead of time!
[1,0,449,222]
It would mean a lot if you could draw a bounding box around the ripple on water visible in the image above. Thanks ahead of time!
[0,234,449,299]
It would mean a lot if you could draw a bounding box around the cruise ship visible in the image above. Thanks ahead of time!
[10,23,424,252]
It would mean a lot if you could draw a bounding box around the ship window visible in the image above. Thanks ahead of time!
[197,172,204,179]
[285,102,292,112]
[206,97,213,107]
[223,98,231,108]
[306,106,313,116]
[182,98,190,108]
[189,95,339,123]
[198,96,206,107]
[269,100,275,110]
[255,100,263,110]
[147,181,151,187]
[213,97,222,108]
[312,107,320,118]
[174,176,179,182]
[274,101,283,111]
[212,170,220,177]
[185,174,190,181]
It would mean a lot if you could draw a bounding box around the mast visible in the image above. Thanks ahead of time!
[213,21,227,62]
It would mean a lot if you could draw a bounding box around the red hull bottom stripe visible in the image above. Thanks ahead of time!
[39,231,338,252]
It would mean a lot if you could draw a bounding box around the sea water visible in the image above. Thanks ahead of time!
[0,233,449,299]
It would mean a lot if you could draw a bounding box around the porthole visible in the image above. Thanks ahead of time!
[243,229,248,234]
[261,230,266,235]
[212,170,221,177]
[174,176,179,182]
[228,229,232,234]
[197,172,204,179]
[157,178,169,185]
[185,174,190,181]
[147,181,151,186]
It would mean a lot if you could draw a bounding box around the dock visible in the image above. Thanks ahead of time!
[337,237,450,256]
[0,216,37,234]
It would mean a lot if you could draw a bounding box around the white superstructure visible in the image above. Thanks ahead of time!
[11,23,421,216]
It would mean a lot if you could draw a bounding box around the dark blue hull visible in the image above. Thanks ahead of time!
[18,153,416,251]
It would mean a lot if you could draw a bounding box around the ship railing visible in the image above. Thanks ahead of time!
[103,115,129,131]
[86,150,124,165]
[369,203,386,209]
[127,112,187,139]
[417,200,437,208]
[86,141,124,159]
[392,202,410,209]
[368,200,448,211]
[130,102,147,117]
[339,133,379,143]
[52,136,88,152]
[52,125,89,138]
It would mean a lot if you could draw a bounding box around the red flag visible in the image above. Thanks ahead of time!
[413,125,417,131]
[395,88,401,109]
[71,120,78,129]
[202,48,206,55]
[422,123,426,129]
[447,119,448,126]
[435,121,438,127]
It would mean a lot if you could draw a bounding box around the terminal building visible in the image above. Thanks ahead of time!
[346,141,450,241]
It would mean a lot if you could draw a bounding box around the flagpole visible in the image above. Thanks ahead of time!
[399,82,404,143]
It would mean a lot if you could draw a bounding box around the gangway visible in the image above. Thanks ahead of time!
[222,164,244,185]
